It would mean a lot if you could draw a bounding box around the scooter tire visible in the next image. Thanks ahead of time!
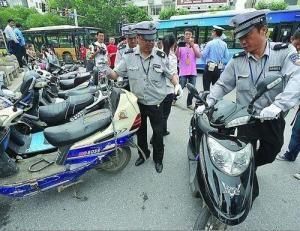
[193,207,211,231]
[97,146,131,173]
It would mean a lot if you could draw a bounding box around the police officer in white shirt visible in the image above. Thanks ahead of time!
[197,10,300,200]
[108,21,183,173]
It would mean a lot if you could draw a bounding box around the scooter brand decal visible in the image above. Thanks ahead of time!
[222,182,241,197]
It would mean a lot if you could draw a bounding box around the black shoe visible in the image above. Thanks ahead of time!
[135,157,147,166]
[163,131,170,136]
[155,162,163,173]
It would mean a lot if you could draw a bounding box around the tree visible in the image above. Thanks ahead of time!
[48,0,151,35]
[159,7,189,20]
[123,4,151,23]
[0,6,67,29]
[255,0,287,10]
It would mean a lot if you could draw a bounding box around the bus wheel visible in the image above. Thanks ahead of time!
[62,53,73,64]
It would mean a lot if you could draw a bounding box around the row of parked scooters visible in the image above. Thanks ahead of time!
[0,60,141,198]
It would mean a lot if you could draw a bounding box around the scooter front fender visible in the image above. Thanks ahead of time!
[197,136,255,226]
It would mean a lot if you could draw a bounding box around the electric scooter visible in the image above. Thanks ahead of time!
[187,76,283,230]
[0,73,141,198]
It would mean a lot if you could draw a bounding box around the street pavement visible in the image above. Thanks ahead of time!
[0,74,299,230]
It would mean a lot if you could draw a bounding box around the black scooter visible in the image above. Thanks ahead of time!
[187,76,283,230]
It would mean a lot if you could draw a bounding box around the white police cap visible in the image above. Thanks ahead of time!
[230,10,267,39]
[212,25,225,31]
[134,21,157,40]
[121,25,137,38]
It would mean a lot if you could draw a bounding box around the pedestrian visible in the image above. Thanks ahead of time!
[107,21,183,173]
[196,11,300,200]
[202,25,229,91]
[175,28,201,109]
[79,43,87,63]
[86,45,94,71]
[14,23,26,69]
[161,34,179,136]
[88,30,109,72]
[276,30,300,180]
[155,38,163,51]
[107,37,117,68]
[3,19,19,60]
[115,25,138,91]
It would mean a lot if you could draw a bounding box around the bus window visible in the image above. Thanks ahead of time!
[157,30,174,39]
[46,35,59,48]
[278,24,293,43]
[33,35,45,50]
[198,27,207,46]
[223,28,235,49]
[58,35,74,48]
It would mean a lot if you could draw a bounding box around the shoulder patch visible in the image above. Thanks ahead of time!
[124,49,134,54]
[290,53,300,66]
[118,44,126,50]
[273,43,289,50]
[233,51,246,58]
[156,50,166,58]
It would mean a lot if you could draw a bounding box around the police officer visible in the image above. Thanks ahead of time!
[115,25,138,66]
[197,11,300,200]
[108,21,183,173]
[202,25,229,91]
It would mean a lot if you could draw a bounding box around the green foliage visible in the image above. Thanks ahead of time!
[269,0,288,10]
[0,6,67,29]
[123,4,151,23]
[48,0,150,35]
[159,7,189,20]
[255,0,287,10]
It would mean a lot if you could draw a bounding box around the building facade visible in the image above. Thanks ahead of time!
[127,0,237,18]
[6,0,28,7]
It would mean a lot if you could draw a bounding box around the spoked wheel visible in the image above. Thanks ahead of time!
[97,146,131,173]
[193,207,227,231]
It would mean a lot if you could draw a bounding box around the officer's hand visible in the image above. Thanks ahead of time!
[259,104,282,120]
[174,84,183,99]
[195,105,205,114]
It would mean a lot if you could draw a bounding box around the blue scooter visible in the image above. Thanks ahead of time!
[0,80,141,198]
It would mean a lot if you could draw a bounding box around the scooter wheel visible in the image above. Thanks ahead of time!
[193,208,227,231]
[97,146,131,173]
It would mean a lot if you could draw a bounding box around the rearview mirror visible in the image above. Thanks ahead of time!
[256,76,282,95]
[248,76,282,114]
[186,83,199,97]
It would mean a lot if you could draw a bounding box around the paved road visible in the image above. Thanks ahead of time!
[0,74,299,230]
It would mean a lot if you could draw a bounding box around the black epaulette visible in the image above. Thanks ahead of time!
[124,49,134,54]
[233,51,246,58]
[156,50,166,58]
[118,44,126,50]
[273,43,289,50]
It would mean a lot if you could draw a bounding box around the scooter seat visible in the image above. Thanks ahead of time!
[59,73,91,90]
[58,86,98,99]
[44,109,111,147]
[39,94,94,126]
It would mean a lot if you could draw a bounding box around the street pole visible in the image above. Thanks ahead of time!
[74,9,78,27]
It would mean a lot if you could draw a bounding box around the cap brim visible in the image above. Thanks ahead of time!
[126,34,137,38]
[235,26,254,39]
[141,34,156,40]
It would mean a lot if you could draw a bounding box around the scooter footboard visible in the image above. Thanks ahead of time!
[0,158,98,198]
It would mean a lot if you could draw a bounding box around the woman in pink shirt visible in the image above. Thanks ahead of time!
[176,29,201,109]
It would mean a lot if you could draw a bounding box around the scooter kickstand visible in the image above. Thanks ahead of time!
[57,180,83,193]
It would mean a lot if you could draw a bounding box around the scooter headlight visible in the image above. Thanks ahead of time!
[208,137,252,176]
